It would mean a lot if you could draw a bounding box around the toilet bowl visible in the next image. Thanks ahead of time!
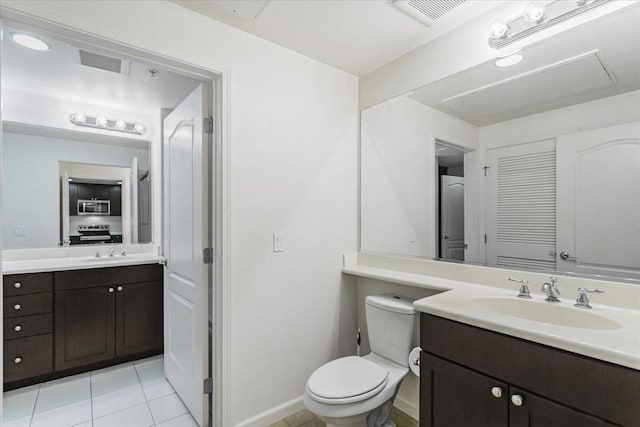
[303,295,416,427]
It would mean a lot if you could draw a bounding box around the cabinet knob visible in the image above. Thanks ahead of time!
[14,357,22,364]
[117,286,123,292]
[14,282,22,289]
[108,287,115,293]
[14,303,21,310]
[14,325,22,332]
[511,394,524,407]
[491,386,503,398]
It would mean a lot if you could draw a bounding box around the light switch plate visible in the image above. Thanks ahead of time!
[409,228,416,243]
[273,233,284,252]
[12,226,26,237]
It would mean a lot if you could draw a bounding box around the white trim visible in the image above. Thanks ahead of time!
[394,396,419,421]
[234,396,306,427]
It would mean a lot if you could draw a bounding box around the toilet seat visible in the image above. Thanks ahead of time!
[306,356,389,404]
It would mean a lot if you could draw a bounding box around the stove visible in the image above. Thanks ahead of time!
[74,224,113,245]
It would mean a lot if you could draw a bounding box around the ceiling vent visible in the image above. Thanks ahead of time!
[392,0,467,27]
[77,49,129,74]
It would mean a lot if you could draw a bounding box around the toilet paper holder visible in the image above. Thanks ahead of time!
[408,347,422,376]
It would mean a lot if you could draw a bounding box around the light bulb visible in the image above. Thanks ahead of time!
[10,33,50,51]
[115,120,127,130]
[523,1,547,24]
[72,113,86,124]
[96,116,108,128]
[495,54,524,67]
[488,20,510,41]
[134,123,146,135]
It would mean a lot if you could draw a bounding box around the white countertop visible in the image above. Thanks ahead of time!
[3,253,164,275]
[343,253,640,370]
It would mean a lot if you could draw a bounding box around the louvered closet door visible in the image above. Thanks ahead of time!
[486,139,556,270]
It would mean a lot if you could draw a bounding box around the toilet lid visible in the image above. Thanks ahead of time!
[306,356,388,403]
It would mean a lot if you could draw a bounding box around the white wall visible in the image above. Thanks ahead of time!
[0,1,360,425]
[2,132,149,249]
[361,96,477,258]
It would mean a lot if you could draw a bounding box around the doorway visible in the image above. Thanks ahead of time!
[435,142,465,261]
[0,16,223,427]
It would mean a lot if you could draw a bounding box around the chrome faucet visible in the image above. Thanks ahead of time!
[541,276,561,302]
[508,277,531,299]
[574,288,605,309]
[109,247,115,257]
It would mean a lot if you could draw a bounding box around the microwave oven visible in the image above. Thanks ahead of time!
[78,199,111,216]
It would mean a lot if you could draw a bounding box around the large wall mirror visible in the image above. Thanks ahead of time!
[360,3,640,281]
[1,21,204,250]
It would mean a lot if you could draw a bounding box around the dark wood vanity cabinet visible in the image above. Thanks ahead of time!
[420,314,640,427]
[3,265,163,389]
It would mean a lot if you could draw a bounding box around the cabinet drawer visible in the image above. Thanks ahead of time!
[4,334,53,383]
[4,314,53,340]
[3,273,53,297]
[3,293,53,318]
[55,264,162,291]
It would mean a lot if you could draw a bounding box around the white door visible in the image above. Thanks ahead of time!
[485,139,557,271]
[130,157,139,244]
[556,121,640,279]
[440,175,465,261]
[61,171,70,245]
[163,84,210,426]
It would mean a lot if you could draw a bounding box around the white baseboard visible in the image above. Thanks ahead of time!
[394,395,419,421]
[234,396,305,427]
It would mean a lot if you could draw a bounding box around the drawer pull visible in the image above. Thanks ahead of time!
[14,357,22,364]
[14,282,22,289]
[511,394,524,407]
[491,386,503,398]
[14,325,22,332]
[14,303,22,311]
[117,286,123,292]
[108,287,115,293]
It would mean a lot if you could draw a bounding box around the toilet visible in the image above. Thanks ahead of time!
[303,294,417,427]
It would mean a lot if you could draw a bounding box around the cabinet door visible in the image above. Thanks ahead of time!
[115,281,163,357]
[55,287,115,371]
[69,183,78,215]
[509,387,616,427]
[421,353,508,427]
[110,185,122,216]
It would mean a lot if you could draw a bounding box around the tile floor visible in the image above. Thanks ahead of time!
[3,356,198,427]
[269,406,418,427]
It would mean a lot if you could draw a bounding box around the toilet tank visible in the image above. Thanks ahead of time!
[365,294,416,367]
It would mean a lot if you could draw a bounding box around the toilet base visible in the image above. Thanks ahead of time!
[318,399,395,427]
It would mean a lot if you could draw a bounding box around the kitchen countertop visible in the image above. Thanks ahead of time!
[343,253,640,370]
[3,253,164,275]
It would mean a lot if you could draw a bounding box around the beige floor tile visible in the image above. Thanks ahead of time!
[267,421,290,427]
[298,418,325,427]
[285,409,317,427]
[393,413,419,427]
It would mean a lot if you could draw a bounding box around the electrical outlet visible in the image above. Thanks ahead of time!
[273,233,284,253]
[12,226,26,237]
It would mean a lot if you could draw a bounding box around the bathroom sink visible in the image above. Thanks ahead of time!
[472,297,621,330]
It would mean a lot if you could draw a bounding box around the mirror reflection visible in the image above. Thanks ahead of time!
[360,4,640,280]
[1,24,204,250]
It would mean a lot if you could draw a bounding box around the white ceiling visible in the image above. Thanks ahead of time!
[171,0,504,76]
[408,4,640,126]
[1,26,204,115]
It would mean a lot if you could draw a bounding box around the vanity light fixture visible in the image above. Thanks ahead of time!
[488,0,613,49]
[9,32,50,51]
[70,113,147,136]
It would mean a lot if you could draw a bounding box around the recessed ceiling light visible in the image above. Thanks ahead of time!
[495,54,524,68]
[10,33,50,51]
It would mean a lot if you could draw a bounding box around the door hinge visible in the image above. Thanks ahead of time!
[204,116,214,134]
[203,247,214,264]
[484,234,487,244]
[483,166,490,176]
[356,328,361,346]
[203,377,214,395]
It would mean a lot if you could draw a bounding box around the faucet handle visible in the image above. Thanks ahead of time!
[541,276,561,302]
[574,288,604,309]
[508,277,531,299]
